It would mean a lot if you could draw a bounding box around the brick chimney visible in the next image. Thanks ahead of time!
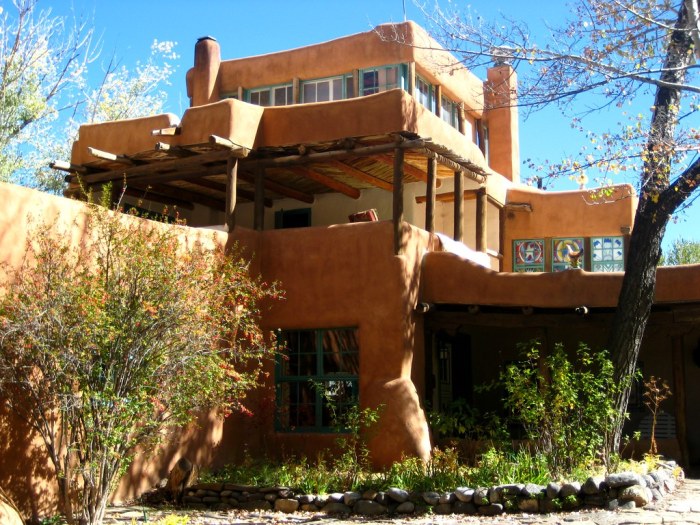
[484,63,520,183]
[186,36,221,107]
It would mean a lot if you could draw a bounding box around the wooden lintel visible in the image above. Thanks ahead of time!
[181,176,273,207]
[289,166,360,199]
[129,182,222,210]
[415,189,497,205]
[239,171,314,204]
[504,202,533,212]
[326,160,393,192]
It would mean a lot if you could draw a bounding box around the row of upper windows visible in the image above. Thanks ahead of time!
[226,63,464,131]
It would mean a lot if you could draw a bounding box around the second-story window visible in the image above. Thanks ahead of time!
[302,74,354,103]
[248,84,293,106]
[441,96,458,128]
[360,64,407,96]
[415,75,434,112]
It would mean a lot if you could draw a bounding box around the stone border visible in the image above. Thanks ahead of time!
[142,462,682,517]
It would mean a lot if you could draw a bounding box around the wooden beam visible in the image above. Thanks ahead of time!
[434,84,443,118]
[152,126,181,136]
[50,160,90,175]
[327,160,393,191]
[374,154,441,187]
[210,134,247,151]
[454,170,463,243]
[426,158,437,234]
[120,186,195,210]
[155,142,198,157]
[238,171,314,204]
[476,187,487,252]
[226,157,237,232]
[288,166,361,199]
[178,176,273,207]
[66,149,245,186]
[393,148,405,255]
[87,147,144,166]
[254,169,265,231]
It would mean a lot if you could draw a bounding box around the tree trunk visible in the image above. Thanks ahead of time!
[607,199,667,451]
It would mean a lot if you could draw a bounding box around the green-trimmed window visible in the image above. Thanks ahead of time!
[441,95,459,128]
[360,64,408,96]
[247,83,293,106]
[415,75,434,111]
[302,74,354,103]
[275,328,359,432]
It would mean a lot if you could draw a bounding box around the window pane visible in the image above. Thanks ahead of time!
[321,379,357,427]
[332,78,342,100]
[258,90,270,106]
[281,331,317,375]
[273,86,288,106]
[322,329,359,374]
[280,381,317,428]
[303,83,316,103]
[345,75,354,98]
[363,70,378,95]
[317,80,330,102]
[385,67,398,88]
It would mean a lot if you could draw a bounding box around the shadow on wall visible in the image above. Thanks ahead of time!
[0,406,56,520]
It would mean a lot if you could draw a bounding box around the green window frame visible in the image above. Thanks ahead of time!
[360,64,408,96]
[415,75,434,111]
[302,74,354,103]
[246,83,293,106]
[441,95,459,129]
[275,328,359,432]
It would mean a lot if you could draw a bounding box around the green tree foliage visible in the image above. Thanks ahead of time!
[415,0,700,451]
[0,0,177,193]
[0,202,282,525]
[502,341,628,476]
[660,237,700,265]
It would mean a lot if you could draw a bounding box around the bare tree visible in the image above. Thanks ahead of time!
[414,0,700,451]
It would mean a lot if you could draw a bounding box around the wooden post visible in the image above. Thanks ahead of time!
[293,77,300,104]
[434,84,442,118]
[225,156,237,232]
[254,168,265,231]
[393,148,405,255]
[453,170,463,243]
[672,335,689,467]
[408,62,416,97]
[426,157,437,234]
[476,187,487,252]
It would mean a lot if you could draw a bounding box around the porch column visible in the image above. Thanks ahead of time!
[476,187,487,252]
[393,148,405,255]
[425,157,437,234]
[453,170,463,243]
[225,156,237,232]
[254,168,265,231]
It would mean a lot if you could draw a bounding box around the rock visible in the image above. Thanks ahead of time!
[584,494,607,506]
[238,500,271,511]
[321,502,351,514]
[328,492,344,503]
[643,474,656,489]
[354,500,386,515]
[278,488,294,499]
[562,495,582,510]
[651,488,663,500]
[167,457,198,503]
[478,503,504,515]
[274,498,299,513]
[375,492,389,506]
[618,484,652,507]
[202,496,221,504]
[396,501,415,513]
[386,487,409,503]
[606,471,644,488]
[488,487,501,503]
[546,482,561,499]
[664,477,676,492]
[264,493,277,501]
[453,500,477,514]
[343,491,361,506]
[433,503,453,514]
[439,492,456,504]
[300,503,319,511]
[582,476,605,495]
[454,487,474,502]
[315,494,330,506]
[362,489,378,500]
[422,491,440,505]
[607,498,620,510]
[560,482,581,499]
[182,495,202,504]
[518,497,539,513]
[0,489,23,525]
[501,484,525,497]
[224,483,257,492]
[540,498,562,513]
[522,483,545,498]
[473,487,489,506]
[298,494,315,504]
[619,499,637,510]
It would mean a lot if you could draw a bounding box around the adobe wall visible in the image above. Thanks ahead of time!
[502,185,637,271]
[0,183,230,518]
[219,221,435,468]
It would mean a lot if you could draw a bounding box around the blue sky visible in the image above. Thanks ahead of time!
[46,1,698,250]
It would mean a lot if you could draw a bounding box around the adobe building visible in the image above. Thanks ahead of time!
[2,21,700,513]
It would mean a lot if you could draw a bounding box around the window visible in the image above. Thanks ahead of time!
[360,64,407,96]
[415,75,434,111]
[513,236,626,272]
[441,95,459,128]
[302,74,354,103]
[276,328,359,432]
[247,84,293,106]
